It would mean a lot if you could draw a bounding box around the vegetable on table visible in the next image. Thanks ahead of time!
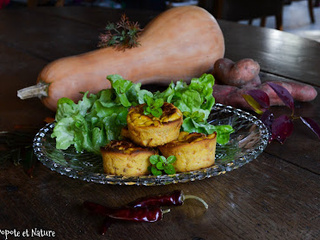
[213,58,261,88]
[211,57,318,110]
[258,80,318,105]
[84,190,208,234]
[50,74,233,155]
[243,82,320,143]
[17,6,225,111]
[127,190,208,209]
[83,201,167,223]
[212,81,318,110]
[212,84,251,109]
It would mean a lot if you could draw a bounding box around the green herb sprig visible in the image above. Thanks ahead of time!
[98,14,143,50]
[143,95,164,118]
[149,155,177,176]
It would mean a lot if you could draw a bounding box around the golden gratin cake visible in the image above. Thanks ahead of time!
[101,140,157,176]
[158,131,217,172]
[126,102,183,147]
[120,126,130,139]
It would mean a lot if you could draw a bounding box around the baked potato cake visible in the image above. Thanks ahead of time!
[101,140,157,176]
[120,126,130,139]
[158,131,217,172]
[126,102,183,147]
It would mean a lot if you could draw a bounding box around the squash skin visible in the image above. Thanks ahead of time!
[38,6,225,111]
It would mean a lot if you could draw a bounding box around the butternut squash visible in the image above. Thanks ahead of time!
[17,6,225,111]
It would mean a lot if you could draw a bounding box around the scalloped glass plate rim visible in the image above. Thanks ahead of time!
[33,103,269,186]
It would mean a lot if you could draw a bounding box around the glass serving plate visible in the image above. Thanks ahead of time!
[33,104,269,186]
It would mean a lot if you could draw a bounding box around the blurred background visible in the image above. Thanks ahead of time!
[1,0,319,42]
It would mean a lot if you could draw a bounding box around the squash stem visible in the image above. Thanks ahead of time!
[17,82,48,100]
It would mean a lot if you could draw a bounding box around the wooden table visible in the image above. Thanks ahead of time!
[1,6,320,240]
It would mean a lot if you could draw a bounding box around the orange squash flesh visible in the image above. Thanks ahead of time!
[37,6,225,111]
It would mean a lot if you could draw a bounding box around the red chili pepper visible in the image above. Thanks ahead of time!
[127,190,208,209]
[100,217,113,235]
[83,201,168,223]
[127,190,182,208]
[84,190,208,235]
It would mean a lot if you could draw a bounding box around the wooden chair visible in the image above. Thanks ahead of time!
[307,0,316,23]
[286,0,316,23]
[198,0,284,30]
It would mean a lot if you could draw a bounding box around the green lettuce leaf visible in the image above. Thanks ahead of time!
[154,73,215,121]
[51,73,233,155]
[52,74,152,154]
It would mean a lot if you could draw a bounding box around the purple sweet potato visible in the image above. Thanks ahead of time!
[213,58,261,87]
[212,80,318,110]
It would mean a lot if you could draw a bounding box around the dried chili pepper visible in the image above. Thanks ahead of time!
[84,190,208,235]
[100,217,113,235]
[127,190,208,209]
[83,201,169,223]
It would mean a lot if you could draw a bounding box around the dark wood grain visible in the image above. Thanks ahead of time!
[0,42,54,130]
[1,153,319,240]
[0,7,159,62]
[0,6,319,240]
[218,20,320,86]
[0,8,100,61]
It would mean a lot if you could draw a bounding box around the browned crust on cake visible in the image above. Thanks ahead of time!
[126,102,183,147]
[101,140,157,176]
[159,132,217,172]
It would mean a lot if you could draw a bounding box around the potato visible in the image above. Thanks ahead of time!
[213,58,261,87]
[259,81,318,105]
[212,84,251,109]
[212,80,318,110]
